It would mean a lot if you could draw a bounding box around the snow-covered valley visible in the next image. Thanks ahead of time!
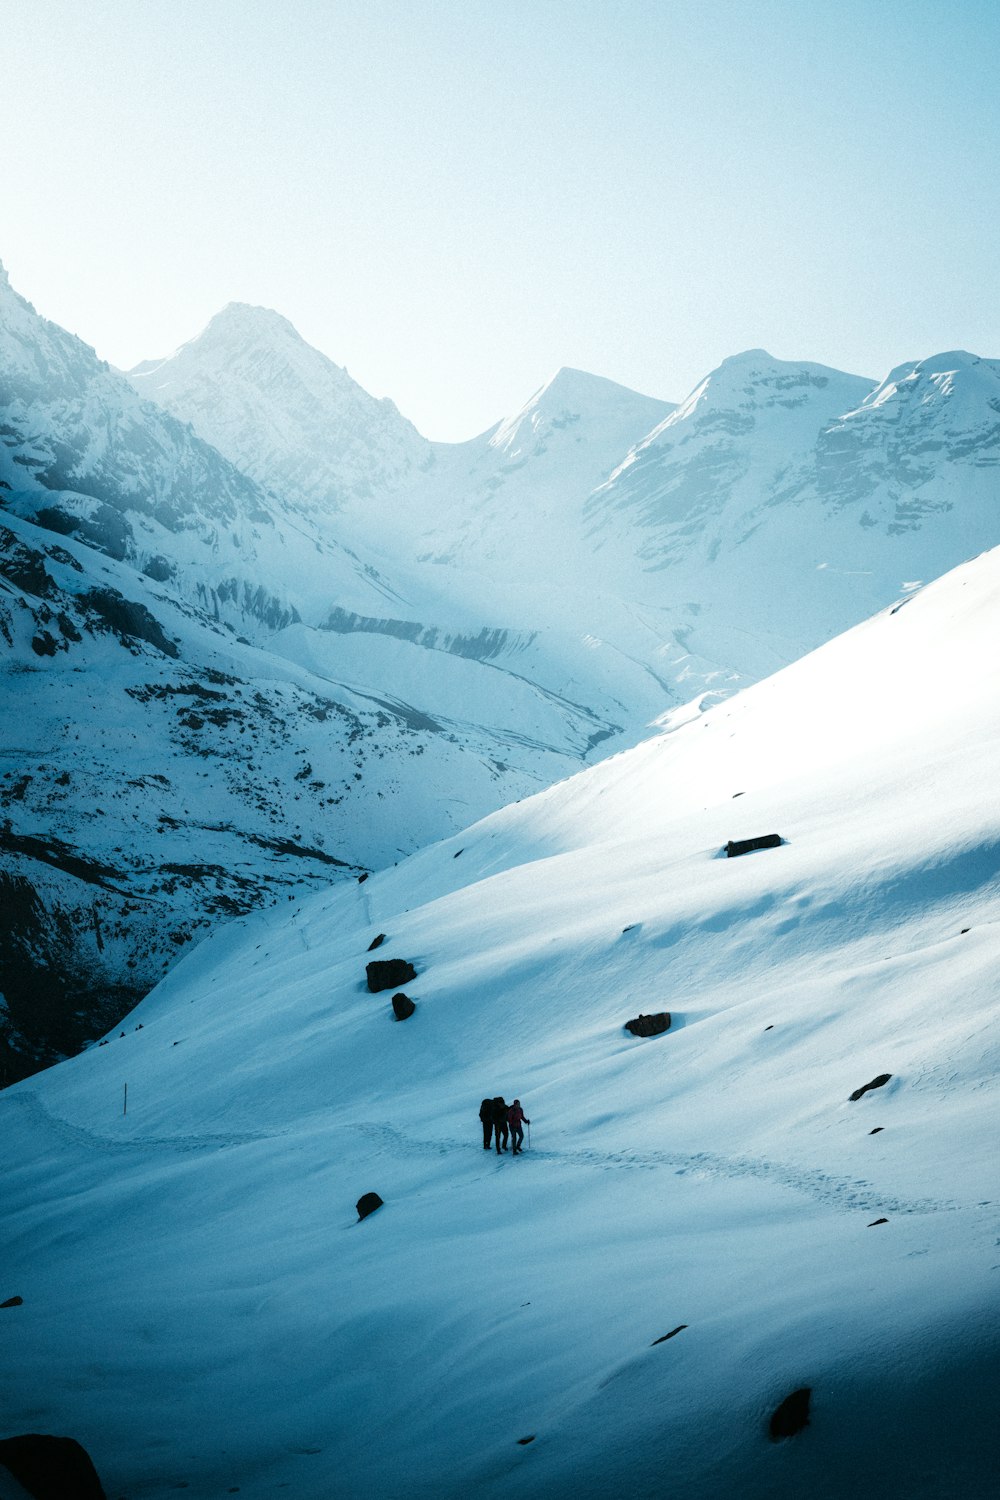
[2,539,998,1497]
[4,252,1000,1090]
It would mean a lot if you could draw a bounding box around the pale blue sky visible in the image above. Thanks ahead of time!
[2,0,998,438]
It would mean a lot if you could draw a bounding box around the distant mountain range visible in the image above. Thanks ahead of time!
[2,256,998,1079]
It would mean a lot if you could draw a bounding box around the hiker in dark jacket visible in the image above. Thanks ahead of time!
[508,1099,530,1154]
[478,1098,494,1150]
[491,1096,509,1153]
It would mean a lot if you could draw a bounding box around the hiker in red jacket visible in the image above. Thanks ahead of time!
[507,1099,530,1155]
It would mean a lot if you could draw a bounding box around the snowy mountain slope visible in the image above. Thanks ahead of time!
[0,504,636,1084]
[0,261,413,642]
[130,302,433,514]
[3,544,998,1497]
[586,347,1000,667]
[132,305,1000,708]
[0,266,689,1078]
[128,315,697,701]
[394,365,673,571]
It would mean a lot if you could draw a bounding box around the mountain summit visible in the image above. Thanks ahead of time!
[130,303,431,513]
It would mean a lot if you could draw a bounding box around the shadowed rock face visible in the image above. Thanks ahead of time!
[850,1073,892,1101]
[769,1387,811,1440]
[0,1433,107,1499]
[366,958,417,993]
[624,1012,671,1037]
[725,833,782,857]
[391,993,416,1020]
[356,1192,384,1222]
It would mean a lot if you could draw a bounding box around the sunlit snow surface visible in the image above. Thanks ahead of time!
[3,548,999,1498]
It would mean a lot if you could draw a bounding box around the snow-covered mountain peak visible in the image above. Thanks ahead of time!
[857,349,999,413]
[488,365,672,460]
[655,348,874,436]
[129,303,432,512]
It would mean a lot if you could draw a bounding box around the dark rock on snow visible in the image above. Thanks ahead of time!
[651,1324,687,1345]
[868,1217,889,1227]
[1,1295,23,1308]
[516,1435,536,1445]
[357,872,369,884]
[367,932,387,951]
[625,1012,671,1037]
[869,1127,884,1135]
[0,1433,107,1499]
[366,958,417,992]
[356,1192,384,1221]
[391,992,415,1021]
[850,1073,892,1102]
[725,833,782,858]
[769,1387,812,1440]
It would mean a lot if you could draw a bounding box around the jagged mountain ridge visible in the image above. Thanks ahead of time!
[130,301,433,514]
[135,309,1000,694]
[585,346,1000,659]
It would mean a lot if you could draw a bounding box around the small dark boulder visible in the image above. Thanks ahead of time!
[453,848,464,859]
[868,1217,889,1227]
[366,958,417,992]
[367,933,387,952]
[357,872,369,884]
[1,1295,23,1308]
[869,1127,884,1135]
[356,1192,384,1222]
[725,833,782,858]
[391,993,415,1021]
[625,1012,671,1038]
[769,1387,811,1441]
[0,1434,107,1499]
[651,1324,687,1345]
[516,1435,536,1446]
[849,1073,892,1102]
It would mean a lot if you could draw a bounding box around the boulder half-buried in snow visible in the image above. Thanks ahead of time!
[366,959,417,992]
[769,1387,811,1440]
[725,834,782,858]
[624,1012,671,1038]
[850,1073,892,1102]
[0,1434,107,1499]
[391,993,415,1021]
[356,1193,384,1222]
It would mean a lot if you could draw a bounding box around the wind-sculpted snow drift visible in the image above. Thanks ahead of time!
[2,544,998,1497]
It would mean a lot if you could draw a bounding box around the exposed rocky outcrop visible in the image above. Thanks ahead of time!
[850,1073,892,1101]
[624,1012,671,1037]
[769,1386,811,1440]
[367,959,417,993]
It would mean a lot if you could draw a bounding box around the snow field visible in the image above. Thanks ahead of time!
[3,547,1000,1496]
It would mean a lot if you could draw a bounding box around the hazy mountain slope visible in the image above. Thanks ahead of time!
[0,269,684,1078]
[2,544,997,1497]
[586,347,1000,664]
[130,302,433,514]
[0,261,408,641]
[0,505,630,1083]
